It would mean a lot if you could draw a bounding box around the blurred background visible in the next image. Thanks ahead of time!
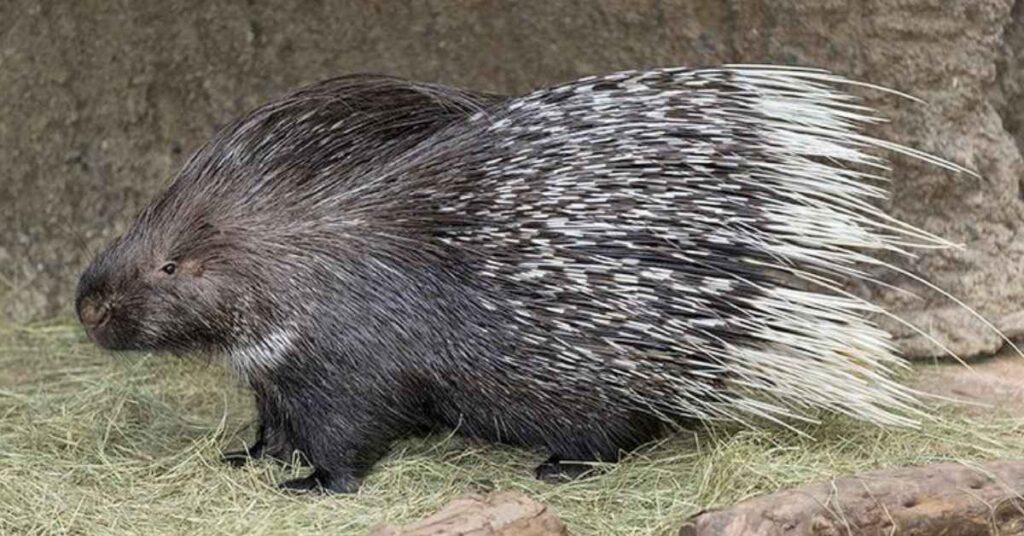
[3,0,1024,359]
[5,3,1024,534]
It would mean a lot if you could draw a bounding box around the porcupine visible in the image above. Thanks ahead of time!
[75,65,994,493]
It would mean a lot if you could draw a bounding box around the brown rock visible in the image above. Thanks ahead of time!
[368,492,567,536]
[681,460,1024,536]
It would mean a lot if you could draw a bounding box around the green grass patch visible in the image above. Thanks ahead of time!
[1,322,1022,535]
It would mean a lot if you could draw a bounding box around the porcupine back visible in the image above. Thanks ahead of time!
[146,74,504,237]
[327,65,984,431]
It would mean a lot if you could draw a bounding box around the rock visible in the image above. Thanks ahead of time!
[681,460,1024,535]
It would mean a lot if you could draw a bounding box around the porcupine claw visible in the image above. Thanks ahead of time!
[221,422,271,467]
[278,470,359,494]
[534,455,603,483]
[221,440,267,467]
[222,423,305,467]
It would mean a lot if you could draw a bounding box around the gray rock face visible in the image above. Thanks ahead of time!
[3,0,1023,359]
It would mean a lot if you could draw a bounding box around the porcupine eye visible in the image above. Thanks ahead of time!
[159,262,177,275]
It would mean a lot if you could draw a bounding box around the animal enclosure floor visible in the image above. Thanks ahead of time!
[2,323,1024,535]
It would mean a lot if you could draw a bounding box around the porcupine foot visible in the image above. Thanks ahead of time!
[534,454,605,482]
[279,469,360,494]
[222,422,302,467]
[222,423,269,467]
[532,414,663,482]
[221,441,267,467]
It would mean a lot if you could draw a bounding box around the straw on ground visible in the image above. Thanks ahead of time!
[1,322,1022,535]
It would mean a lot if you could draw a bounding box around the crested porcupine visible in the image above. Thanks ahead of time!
[76,65,999,493]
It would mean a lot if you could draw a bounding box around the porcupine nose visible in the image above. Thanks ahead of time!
[78,300,110,330]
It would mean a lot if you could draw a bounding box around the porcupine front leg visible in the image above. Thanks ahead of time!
[221,421,270,466]
[222,386,301,467]
[275,400,396,494]
[533,412,667,482]
[221,415,300,466]
[270,361,403,494]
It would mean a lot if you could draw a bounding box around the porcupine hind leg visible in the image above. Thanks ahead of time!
[533,411,666,483]
[534,454,612,482]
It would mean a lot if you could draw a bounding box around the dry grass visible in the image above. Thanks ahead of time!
[2,322,1023,535]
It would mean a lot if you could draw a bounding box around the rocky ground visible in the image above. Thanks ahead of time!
[913,347,1024,417]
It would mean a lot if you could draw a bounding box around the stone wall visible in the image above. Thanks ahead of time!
[3,0,1023,357]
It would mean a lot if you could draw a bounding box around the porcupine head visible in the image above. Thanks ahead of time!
[74,111,328,362]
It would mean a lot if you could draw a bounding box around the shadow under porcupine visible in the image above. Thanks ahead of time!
[74,66,1007,492]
